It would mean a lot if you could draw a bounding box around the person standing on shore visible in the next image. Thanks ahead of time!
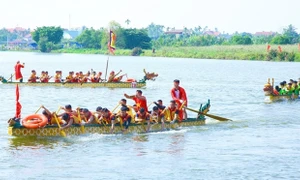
[171,79,188,120]
[14,61,25,82]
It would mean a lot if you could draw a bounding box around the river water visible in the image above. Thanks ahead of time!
[0,52,299,179]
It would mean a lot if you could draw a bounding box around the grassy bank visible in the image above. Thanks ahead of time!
[44,45,300,62]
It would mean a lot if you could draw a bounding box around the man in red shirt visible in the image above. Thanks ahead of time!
[124,90,148,112]
[14,61,25,82]
[171,79,188,120]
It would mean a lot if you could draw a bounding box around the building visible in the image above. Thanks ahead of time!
[254,31,276,36]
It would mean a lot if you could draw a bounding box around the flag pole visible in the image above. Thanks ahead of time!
[104,55,109,82]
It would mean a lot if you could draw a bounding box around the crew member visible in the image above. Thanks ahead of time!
[54,71,62,83]
[165,100,183,124]
[111,106,131,133]
[136,108,151,132]
[14,61,25,82]
[60,113,74,130]
[171,79,188,120]
[28,70,38,83]
[124,90,148,112]
[108,70,122,82]
[151,106,165,130]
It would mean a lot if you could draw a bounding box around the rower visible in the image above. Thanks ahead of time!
[171,79,188,120]
[108,70,122,82]
[118,99,134,119]
[65,72,73,83]
[90,71,97,83]
[154,99,166,110]
[165,100,182,124]
[100,108,115,125]
[124,90,148,112]
[60,113,74,130]
[54,71,62,83]
[136,108,151,132]
[41,71,51,83]
[151,106,165,130]
[82,108,96,124]
[41,105,62,125]
[111,106,131,133]
[39,71,46,82]
[28,70,38,83]
[96,72,103,82]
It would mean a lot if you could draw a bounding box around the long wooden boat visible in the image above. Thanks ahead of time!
[8,101,211,137]
[8,118,206,137]
[0,81,146,88]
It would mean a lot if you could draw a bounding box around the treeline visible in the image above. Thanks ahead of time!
[150,24,299,48]
[27,22,300,53]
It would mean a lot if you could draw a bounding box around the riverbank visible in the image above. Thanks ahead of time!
[53,45,300,62]
[2,45,300,61]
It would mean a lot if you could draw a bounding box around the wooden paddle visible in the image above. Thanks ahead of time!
[34,106,42,114]
[111,103,120,113]
[7,73,15,82]
[53,113,67,137]
[186,107,231,121]
[77,108,85,133]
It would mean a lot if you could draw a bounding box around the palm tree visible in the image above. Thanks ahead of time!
[125,19,131,28]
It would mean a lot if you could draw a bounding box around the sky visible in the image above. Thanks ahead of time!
[0,0,299,33]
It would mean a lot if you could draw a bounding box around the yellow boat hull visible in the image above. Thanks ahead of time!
[8,119,205,137]
[1,82,146,88]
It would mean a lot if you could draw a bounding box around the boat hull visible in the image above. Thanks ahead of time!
[8,119,205,137]
[1,82,146,88]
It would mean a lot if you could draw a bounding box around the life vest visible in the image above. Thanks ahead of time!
[55,74,61,83]
[136,112,150,121]
[118,113,131,122]
[165,107,182,121]
[102,112,115,124]
[29,74,37,82]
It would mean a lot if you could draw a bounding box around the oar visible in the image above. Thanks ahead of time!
[7,73,15,82]
[53,113,67,137]
[111,103,120,113]
[186,107,231,121]
[77,108,85,133]
[147,102,153,108]
[34,106,42,114]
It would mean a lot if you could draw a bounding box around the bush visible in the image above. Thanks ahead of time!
[286,52,295,62]
[266,49,278,61]
[131,47,143,56]
[277,51,288,61]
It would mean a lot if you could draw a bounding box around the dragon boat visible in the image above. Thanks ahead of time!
[263,78,299,102]
[0,76,146,88]
[7,100,211,137]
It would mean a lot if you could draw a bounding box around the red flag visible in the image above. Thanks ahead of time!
[108,30,116,55]
[15,84,22,118]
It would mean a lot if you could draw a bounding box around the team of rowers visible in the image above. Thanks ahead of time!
[26,68,159,83]
[272,79,300,97]
[38,79,187,133]
[28,69,129,83]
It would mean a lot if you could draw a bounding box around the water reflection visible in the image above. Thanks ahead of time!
[8,136,72,150]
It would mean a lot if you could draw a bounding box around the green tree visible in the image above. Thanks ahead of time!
[147,23,164,39]
[76,28,103,48]
[31,26,63,52]
[283,24,299,44]
[230,35,253,45]
[270,35,290,44]
[123,28,151,49]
